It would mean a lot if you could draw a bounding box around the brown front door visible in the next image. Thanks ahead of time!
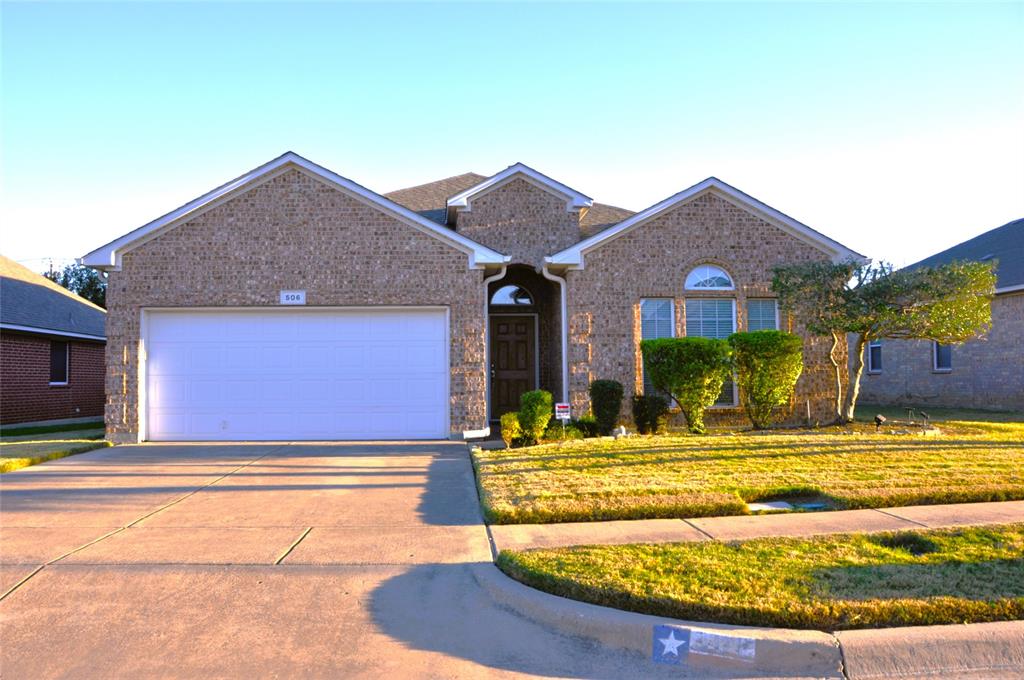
[490,315,536,418]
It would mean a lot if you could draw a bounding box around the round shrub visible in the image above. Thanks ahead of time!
[632,394,670,434]
[542,422,585,442]
[572,415,600,438]
[641,337,732,434]
[728,330,803,429]
[589,380,624,435]
[500,412,522,448]
[518,390,553,445]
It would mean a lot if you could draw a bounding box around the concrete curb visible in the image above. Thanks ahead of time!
[471,562,846,678]
[473,563,1024,679]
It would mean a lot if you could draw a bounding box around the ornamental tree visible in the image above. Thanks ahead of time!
[728,330,804,429]
[772,259,995,424]
[641,337,732,434]
[44,263,107,308]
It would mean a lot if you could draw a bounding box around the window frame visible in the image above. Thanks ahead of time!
[684,264,735,291]
[49,340,70,386]
[866,340,882,374]
[745,298,779,331]
[684,297,738,407]
[932,341,952,373]
[639,298,675,395]
[490,284,534,306]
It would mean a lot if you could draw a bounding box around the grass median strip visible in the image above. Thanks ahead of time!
[472,420,1024,524]
[496,524,1024,630]
[0,439,112,473]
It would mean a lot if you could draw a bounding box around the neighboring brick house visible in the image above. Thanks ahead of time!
[1,255,106,425]
[82,152,861,443]
[856,218,1024,412]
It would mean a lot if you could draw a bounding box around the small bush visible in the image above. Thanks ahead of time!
[641,337,732,434]
[728,330,803,429]
[500,412,522,448]
[542,422,585,442]
[518,390,553,445]
[572,415,601,438]
[632,394,670,434]
[589,380,624,435]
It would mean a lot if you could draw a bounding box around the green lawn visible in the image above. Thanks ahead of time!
[472,414,1024,524]
[497,524,1024,630]
[0,439,111,473]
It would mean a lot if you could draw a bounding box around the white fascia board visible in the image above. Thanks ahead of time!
[81,152,508,271]
[0,323,106,341]
[446,163,594,213]
[547,177,865,267]
[995,283,1024,294]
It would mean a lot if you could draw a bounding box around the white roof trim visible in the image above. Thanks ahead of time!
[81,152,509,271]
[1,322,106,341]
[996,283,1024,294]
[547,177,865,267]
[446,163,593,217]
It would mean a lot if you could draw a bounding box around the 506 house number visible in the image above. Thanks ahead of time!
[279,290,306,305]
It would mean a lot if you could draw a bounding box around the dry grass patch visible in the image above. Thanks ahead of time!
[0,439,111,473]
[497,524,1024,630]
[472,418,1024,524]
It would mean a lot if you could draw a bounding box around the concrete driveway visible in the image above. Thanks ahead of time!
[0,442,691,679]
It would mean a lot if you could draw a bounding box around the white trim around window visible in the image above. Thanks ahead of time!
[866,340,882,374]
[640,298,675,395]
[932,341,952,372]
[684,297,738,407]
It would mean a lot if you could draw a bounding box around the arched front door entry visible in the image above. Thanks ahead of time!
[489,284,538,418]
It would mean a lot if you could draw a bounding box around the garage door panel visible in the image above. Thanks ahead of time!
[145,309,448,441]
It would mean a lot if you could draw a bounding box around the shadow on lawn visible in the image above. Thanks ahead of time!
[813,558,1024,601]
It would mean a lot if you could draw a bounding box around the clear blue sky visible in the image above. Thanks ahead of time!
[2,1,1022,271]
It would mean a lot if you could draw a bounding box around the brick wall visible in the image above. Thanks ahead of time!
[565,191,846,426]
[855,291,1024,412]
[104,168,487,443]
[455,178,581,268]
[1,331,105,424]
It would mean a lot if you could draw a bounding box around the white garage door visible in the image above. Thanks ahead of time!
[144,308,448,441]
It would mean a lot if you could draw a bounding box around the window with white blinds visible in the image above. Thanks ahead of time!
[640,298,674,394]
[746,299,778,331]
[685,298,736,405]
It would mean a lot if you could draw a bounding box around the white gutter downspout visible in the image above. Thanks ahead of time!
[541,264,570,405]
[479,264,508,429]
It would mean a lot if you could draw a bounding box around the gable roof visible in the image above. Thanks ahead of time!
[445,163,593,222]
[547,176,864,267]
[907,217,1024,294]
[0,255,106,340]
[81,152,508,271]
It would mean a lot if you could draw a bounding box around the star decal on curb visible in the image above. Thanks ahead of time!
[652,625,691,665]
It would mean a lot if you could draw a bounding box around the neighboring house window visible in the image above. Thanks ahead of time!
[933,342,952,372]
[491,285,533,305]
[685,298,737,405]
[685,264,734,290]
[50,341,69,385]
[746,299,778,331]
[640,298,674,394]
[867,340,882,374]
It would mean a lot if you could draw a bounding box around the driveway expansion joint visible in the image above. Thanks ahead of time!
[275,527,313,565]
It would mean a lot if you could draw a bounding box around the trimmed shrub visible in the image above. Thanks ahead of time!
[641,337,732,434]
[632,394,670,435]
[589,380,624,435]
[728,330,803,429]
[500,412,522,448]
[572,415,601,438]
[518,390,553,445]
[542,421,585,442]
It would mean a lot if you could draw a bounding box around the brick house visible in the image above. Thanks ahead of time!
[82,152,861,443]
[855,218,1023,412]
[1,255,106,425]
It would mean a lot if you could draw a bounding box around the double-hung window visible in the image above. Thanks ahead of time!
[933,342,952,372]
[685,298,737,405]
[640,298,674,394]
[49,341,69,385]
[746,299,778,331]
[867,340,882,374]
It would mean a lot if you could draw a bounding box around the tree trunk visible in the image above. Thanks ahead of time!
[842,333,868,424]
[828,331,844,424]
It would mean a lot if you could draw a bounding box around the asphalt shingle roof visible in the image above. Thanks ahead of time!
[0,255,106,338]
[385,172,635,237]
[907,218,1024,291]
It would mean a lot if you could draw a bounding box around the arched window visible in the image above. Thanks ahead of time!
[491,285,534,305]
[685,264,734,290]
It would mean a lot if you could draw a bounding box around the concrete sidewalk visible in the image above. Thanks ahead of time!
[489,499,1024,552]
